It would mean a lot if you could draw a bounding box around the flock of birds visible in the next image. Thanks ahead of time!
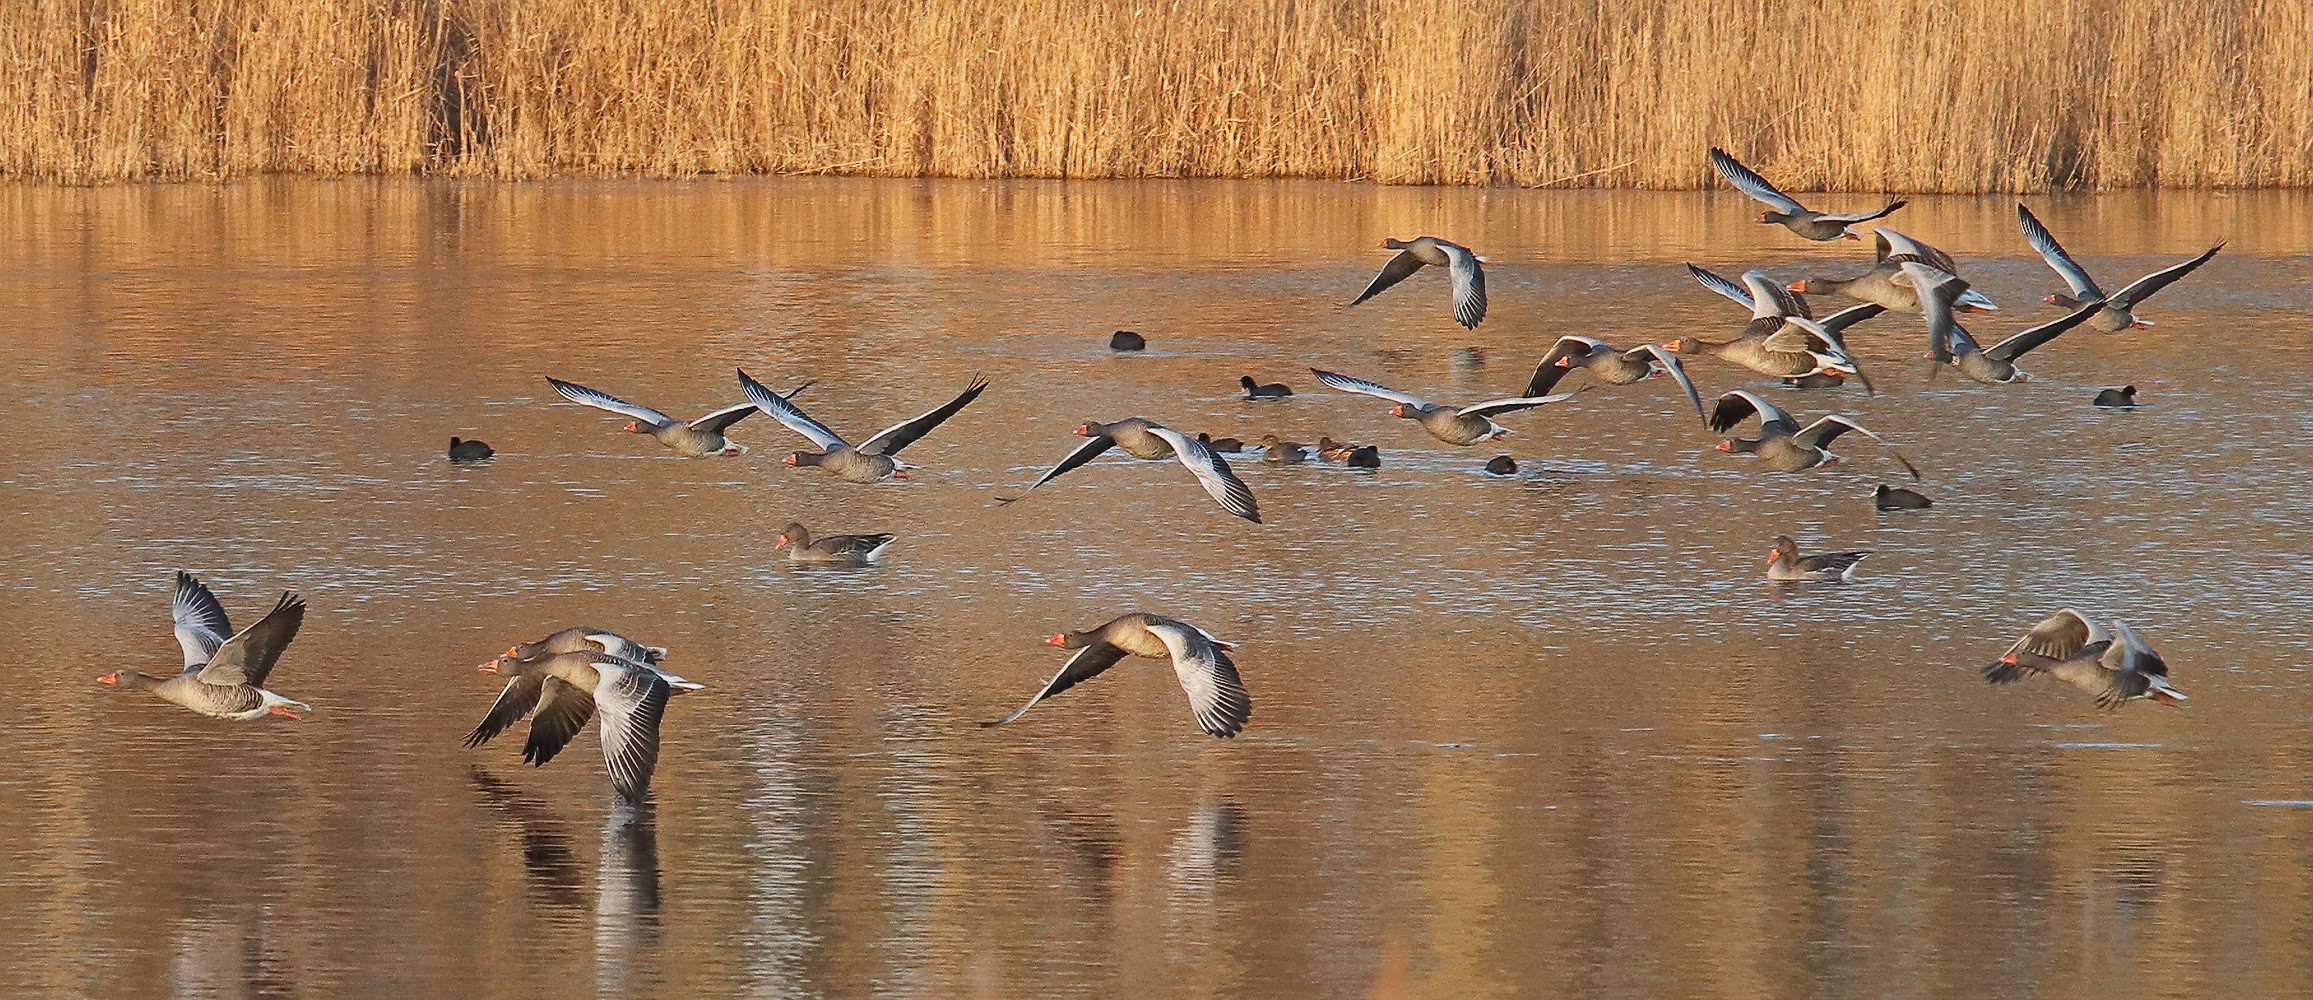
[100,147,2221,805]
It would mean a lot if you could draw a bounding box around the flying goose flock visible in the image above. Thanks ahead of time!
[102,148,2223,807]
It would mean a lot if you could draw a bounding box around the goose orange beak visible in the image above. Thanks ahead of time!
[477,661,499,673]
[1785,280,1806,293]
[2043,294,2059,305]
[1388,404,1404,416]
[1714,440,1731,451]
[781,454,797,465]
[1554,356,1572,367]
[624,421,638,431]
[1073,424,1092,436]
[98,672,119,685]
[1045,634,1067,646]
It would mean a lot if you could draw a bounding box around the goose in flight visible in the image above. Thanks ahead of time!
[1311,368,1577,445]
[1666,271,1874,390]
[2017,204,2223,331]
[1349,236,1487,329]
[1708,147,1906,241]
[981,613,1251,738]
[1909,266,2106,381]
[999,418,1260,523]
[99,572,311,720]
[1786,228,1998,312]
[544,376,806,457]
[1523,336,1707,425]
[1984,609,2185,710]
[1708,390,1920,479]
[468,648,702,804]
[738,368,988,483]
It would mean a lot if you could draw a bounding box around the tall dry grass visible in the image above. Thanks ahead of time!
[4,0,2310,189]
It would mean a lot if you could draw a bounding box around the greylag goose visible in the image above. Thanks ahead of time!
[507,626,669,666]
[1197,432,1245,453]
[1910,267,2106,380]
[1665,271,1873,389]
[468,649,700,804]
[1767,536,1870,582]
[1110,331,1146,351]
[999,418,1260,522]
[1349,236,1487,329]
[1311,368,1577,445]
[545,376,803,458]
[775,522,897,565]
[2018,204,2223,331]
[1786,228,1997,312]
[980,613,1251,738]
[99,572,310,720]
[1874,485,1933,510]
[1524,336,1706,424]
[1687,262,1887,388]
[738,368,988,483]
[2093,386,2139,407]
[1984,610,2185,709]
[1260,436,1314,463]
[1240,376,1293,399]
[449,437,494,461]
[1708,147,1906,241]
[1709,390,1920,479]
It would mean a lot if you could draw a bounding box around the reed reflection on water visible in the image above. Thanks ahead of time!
[0,179,2310,999]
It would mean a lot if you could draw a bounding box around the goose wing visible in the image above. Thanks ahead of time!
[1872,228,1962,274]
[2106,243,2224,311]
[1523,336,1608,397]
[1985,299,2107,362]
[979,642,1131,728]
[1795,416,1920,480]
[1144,427,1261,523]
[1438,240,1489,329]
[170,571,233,669]
[685,402,759,434]
[1904,262,1965,363]
[522,677,595,766]
[1311,369,1431,408]
[1455,393,1578,419]
[545,377,674,428]
[736,368,848,450]
[2002,609,2104,664]
[1708,390,1797,436]
[581,632,660,664]
[196,591,304,687]
[997,434,1119,504]
[856,377,990,457]
[1625,344,1707,424]
[1812,200,1908,226]
[593,663,671,805]
[1349,250,1428,307]
[1818,302,1887,336]
[1742,270,1812,319]
[1708,147,1806,214]
[2015,204,2104,299]
[465,673,546,749]
[1687,263,1755,309]
[1143,619,1252,739]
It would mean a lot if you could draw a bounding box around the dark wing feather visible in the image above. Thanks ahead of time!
[1349,250,1428,307]
[1144,620,1252,739]
[1627,344,1707,424]
[996,434,1119,504]
[856,377,990,457]
[523,678,596,767]
[1814,200,1908,226]
[979,643,1131,727]
[465,673,545,749]
[815,533,897,557]
[686,402,759,434]
[2016,204,2103,299]
[1818,303,1887,336]
[1709,390,1795,436]
[196,592,304,687]
[1708,147,1806,214]
[2107,243,2223,310]
[1985,299,2106,362]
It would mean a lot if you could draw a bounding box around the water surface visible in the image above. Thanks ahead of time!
[2,179,2310,999]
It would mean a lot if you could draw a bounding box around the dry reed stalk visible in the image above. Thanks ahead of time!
[4,0,2310,189]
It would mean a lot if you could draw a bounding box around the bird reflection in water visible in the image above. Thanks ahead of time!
[596,802,664,999]
[1167,800,1248,896]
[169,911,293,999]
[468,768,586,914]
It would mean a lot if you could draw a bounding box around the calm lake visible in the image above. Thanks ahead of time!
[2,179,2309,999]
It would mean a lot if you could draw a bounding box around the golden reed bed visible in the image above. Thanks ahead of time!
[5,0,2310,189]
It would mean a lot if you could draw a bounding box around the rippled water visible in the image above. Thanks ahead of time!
[3,179,2310,999]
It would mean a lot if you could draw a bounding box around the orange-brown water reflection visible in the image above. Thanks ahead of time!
[1,179,2309,999]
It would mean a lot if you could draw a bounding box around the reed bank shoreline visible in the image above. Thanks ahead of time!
[6,0,2311,190]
